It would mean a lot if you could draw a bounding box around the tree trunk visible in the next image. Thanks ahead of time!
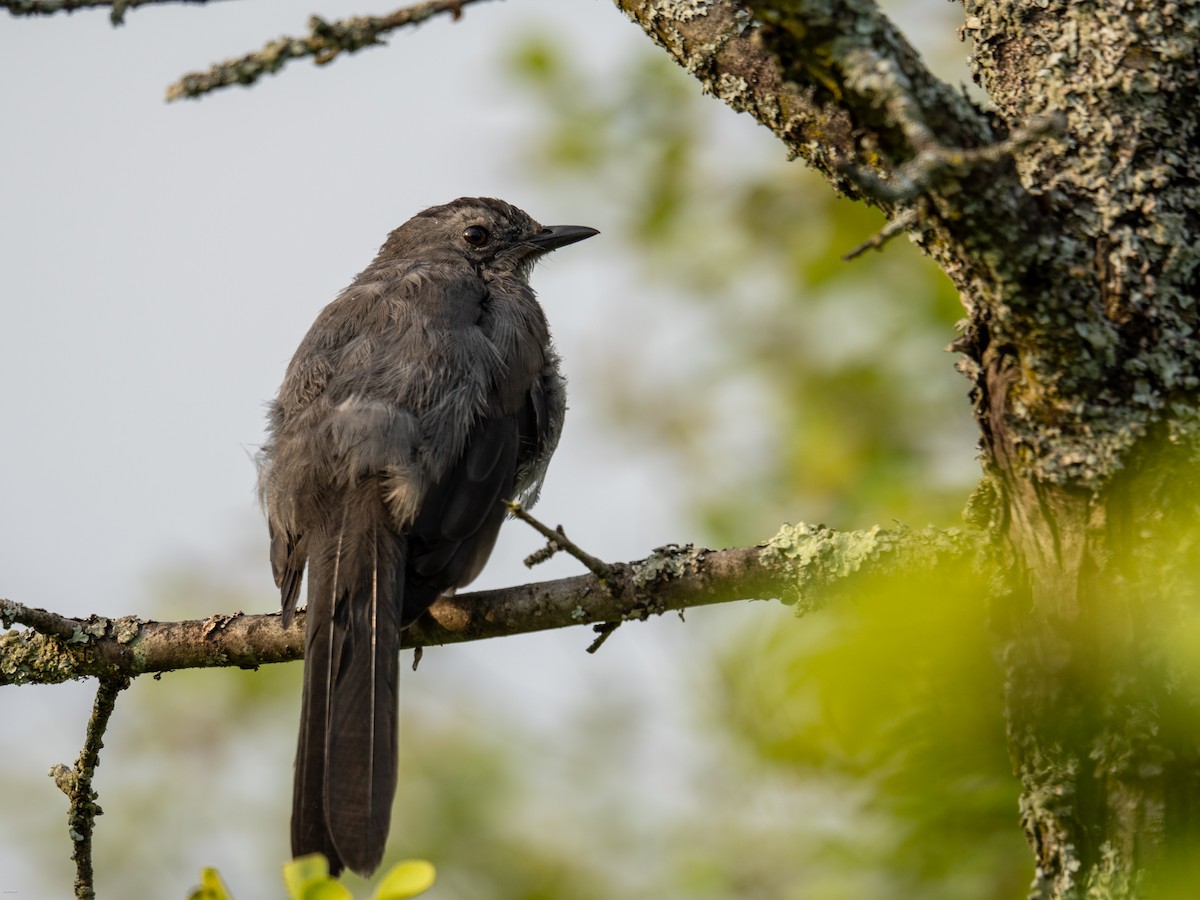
[617,1,1200,895]
[984,443,1200,898]
[966,3,1200,895]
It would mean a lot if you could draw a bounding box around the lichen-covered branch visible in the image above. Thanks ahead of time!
[1,0,218,26]
[165,0,494,101]
[613,0,1002,207]
[49,674,130,900]
[1,523,975,686]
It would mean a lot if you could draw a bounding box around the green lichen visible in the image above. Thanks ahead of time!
[713,71,753,112]
[0,629,85,686]
[760,522,975,612]
[1082,842,1138,900]
[112,616,140,644]
[654,0,712,21]
[762,522,890,611]
[80,618,109,641]
[631,543,704,590]
[960,0,1200,489]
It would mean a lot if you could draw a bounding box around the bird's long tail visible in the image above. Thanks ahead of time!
[292,492,404,878]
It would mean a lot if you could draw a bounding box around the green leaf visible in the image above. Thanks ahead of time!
[188,867,234,900]
[283,854,353,900]
[373,860,437,899]
[284,854,330,893]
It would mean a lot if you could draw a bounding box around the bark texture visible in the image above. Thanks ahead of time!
[616,1,1200,896]
[963,4,1200,896]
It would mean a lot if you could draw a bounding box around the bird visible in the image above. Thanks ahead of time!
[257,197,597,877]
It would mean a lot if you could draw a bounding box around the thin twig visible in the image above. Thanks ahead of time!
[50,675,130,900]
[585,621,621,654]
[165,0,495,101]
[523,528,566,568]
[1,597,91,642]
[843,208,919,261]
[506,501,614,581]
[841,112,1067,205]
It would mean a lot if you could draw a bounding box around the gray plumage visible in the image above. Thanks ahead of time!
[257,197,596,877]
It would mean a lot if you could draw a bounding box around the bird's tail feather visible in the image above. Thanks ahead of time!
[292,494,404,878]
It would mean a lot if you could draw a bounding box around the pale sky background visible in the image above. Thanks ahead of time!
[0,1,968,896]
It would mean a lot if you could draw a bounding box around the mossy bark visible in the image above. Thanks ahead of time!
[965,4,1200,895]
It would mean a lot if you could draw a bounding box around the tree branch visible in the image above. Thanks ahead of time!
[164,0,494,101]
[1,523,975,685]
[506,499,615,581]
[49,674,130,900]
[612,0,998,208]
[1,0,222,26]
[842,206,920,261]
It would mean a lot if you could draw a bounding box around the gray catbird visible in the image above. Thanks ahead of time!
[257,197,597,877]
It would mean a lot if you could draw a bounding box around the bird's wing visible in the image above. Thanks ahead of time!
[402,410,520,618]
[402,357,561,623]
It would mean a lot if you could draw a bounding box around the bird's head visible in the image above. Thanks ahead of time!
[378,197,597,278]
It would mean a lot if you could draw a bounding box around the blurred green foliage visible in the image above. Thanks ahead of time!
[188,867,233,900]
[507,35,978,544]
[276,854,434,899]
[709,561,1028,898]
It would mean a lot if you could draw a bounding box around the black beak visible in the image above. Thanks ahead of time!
[529,225,600,251]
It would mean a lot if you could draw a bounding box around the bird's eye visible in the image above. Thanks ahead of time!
[463,225,489,247]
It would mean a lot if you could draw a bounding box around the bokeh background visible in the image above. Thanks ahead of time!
[0,1,1027,896]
